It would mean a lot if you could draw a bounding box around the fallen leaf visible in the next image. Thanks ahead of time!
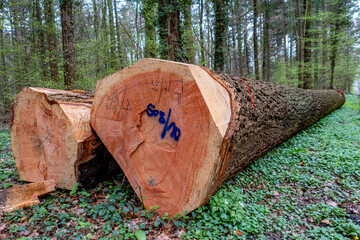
[234,230,243,236]
[272,191,280,196]
[320,219,332,225]
[326,200,338,207]
[0,223,6,231]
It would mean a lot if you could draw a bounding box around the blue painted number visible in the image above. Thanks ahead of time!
[146,103,181,142]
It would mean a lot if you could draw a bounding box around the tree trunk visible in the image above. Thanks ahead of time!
[262,0,270,82]
[213,0,227,72]
[35,0,47,82]
[44,0,59,82]
[296,0,303,88]
[253,0,259,80]
[282,0,288,79]
[113,0,124,68]
[11,87,119,190]
[183,4,195,63]
[199,0,205,65]
[320,0,327,87]
[60,0,77,88]
[302,0,312,89]
[0,0,6,84]
[93,0,101,75]
[107,0,116,69]
[91,58,345,217]
[143,0,157,58]
[158,0,168,60]
[168,0,181,61]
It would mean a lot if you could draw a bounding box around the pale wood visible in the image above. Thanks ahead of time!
[0,180,55,212]
[91,58,345,216]
[11,87,118,190]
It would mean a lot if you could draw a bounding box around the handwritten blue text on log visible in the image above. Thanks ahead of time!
[146,103,181,142]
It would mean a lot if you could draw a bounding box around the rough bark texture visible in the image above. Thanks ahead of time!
[11,87,119,190]
[0,180,55,212]
[91,58,345,217]
[211,71,345,184]
[60,0,77,88]
[44,0,59,82]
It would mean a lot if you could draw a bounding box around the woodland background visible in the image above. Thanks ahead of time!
[0,0,359,116]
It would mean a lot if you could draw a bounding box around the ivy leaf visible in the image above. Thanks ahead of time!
[135,229,146,240]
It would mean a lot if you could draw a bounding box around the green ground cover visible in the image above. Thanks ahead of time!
[0,95,359,239]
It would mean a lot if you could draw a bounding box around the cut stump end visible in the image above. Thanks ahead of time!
[91,59,232,216]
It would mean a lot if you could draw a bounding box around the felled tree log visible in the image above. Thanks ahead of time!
[11,87,119,190]
[0,180,55,212]
[91,58,345,216]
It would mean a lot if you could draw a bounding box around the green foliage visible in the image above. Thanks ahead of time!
[1,96,360,239]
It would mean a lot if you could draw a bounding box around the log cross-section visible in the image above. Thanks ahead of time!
[11,87,119,190]
[91,58,345,216]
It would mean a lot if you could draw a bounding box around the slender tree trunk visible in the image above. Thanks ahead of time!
[0,0,7,84]
[44,0,59,82]
[135,0,140,60]
[321,0,327,86]
[158,0,168,60]
[329,18,340,89]
[262,0,270,82]
[199,0,205,65]
[303,0,312,89]
[213,0,228,72]
[143,0,157,58]
[101,0,109,71]
[282,0,288,79]
[234,0,243,76]
[60,0,77,88]
[184,4,195,63]
[296,0,303,88]
[244,14,250,77]
[253,0,259,80]
[35,0,47,82]
[113,0,124,68]
[107,0,116,69]
[93,0,101,75]
[168,0,182,61]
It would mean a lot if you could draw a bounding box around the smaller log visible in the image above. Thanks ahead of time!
[11,87,119,190]
[0,180,55,212]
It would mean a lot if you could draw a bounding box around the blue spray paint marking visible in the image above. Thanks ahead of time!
[146,103,181,142]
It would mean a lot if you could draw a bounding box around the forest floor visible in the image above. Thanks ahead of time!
[0,95,359,240]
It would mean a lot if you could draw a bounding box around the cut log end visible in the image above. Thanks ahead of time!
[11,87,119,190]
[91,59,232,216]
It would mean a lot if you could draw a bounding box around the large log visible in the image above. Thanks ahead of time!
[91,58,345,216]
[11,87,119,190]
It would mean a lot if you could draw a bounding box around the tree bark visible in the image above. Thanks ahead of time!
[113,0,124,68]
[107,0,116,69]
[91,58,345,217]
[11,87,119,190]
[35,0,47,82]
[303,0,312,89]
[262,0,270,82]
[199,0,205,65]
[44,0,59,82]
[183,3,195,63]
[253,0,259,80]
[296,0,303,88]
[93,0,101,75]
[213,0,227,72]
[60,0,77,88]
[143,0,157,58]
